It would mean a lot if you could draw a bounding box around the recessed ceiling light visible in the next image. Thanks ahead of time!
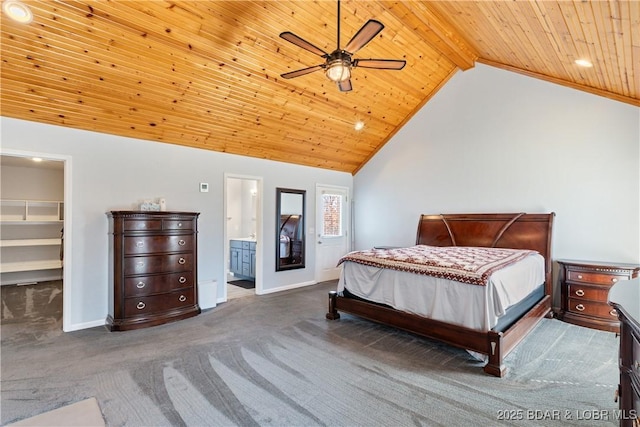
[354,121,365,131]
[574,59,593,68]
[2,0,33,24]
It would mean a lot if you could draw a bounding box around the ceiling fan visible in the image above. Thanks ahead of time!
[279,0,406,92]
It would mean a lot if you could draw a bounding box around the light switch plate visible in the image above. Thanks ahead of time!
[199,182,209,193]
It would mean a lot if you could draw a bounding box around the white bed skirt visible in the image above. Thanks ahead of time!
[337,253,545,332]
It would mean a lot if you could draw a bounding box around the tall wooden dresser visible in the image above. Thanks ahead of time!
[107,211,200,331]
[608,278,640,426]
[558,260,640,333]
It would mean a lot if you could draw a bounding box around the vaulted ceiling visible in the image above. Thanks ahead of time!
[1,1,638,174]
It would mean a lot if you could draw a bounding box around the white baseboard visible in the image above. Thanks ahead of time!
[257,280,317,295]
[64,319,105,332]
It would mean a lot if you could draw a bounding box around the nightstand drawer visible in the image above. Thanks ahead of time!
[566,270,627,285]
[567,298,617,319]
[567,283,610,301]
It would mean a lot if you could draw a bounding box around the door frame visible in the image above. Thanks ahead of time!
[315,183,351,282]
[0,148,72,332]
[223,173,263,298]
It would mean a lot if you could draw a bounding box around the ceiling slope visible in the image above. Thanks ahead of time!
[1,1,637,174]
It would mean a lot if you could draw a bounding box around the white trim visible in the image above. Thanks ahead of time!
[0,148,73,332]
[64,319,105,332]
[258,280,317,295]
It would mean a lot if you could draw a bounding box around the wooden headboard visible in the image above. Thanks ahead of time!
[416,213,555,295]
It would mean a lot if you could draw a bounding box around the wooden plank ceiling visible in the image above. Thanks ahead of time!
[1,1,638,174]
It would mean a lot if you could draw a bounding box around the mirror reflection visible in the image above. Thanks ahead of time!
[276,188,305,271]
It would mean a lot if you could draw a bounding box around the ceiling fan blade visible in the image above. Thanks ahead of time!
[353,59,406,70]
[280,64,324,79]
[343,20,384,54]
[279,32,328,57]
[338,79,352,92]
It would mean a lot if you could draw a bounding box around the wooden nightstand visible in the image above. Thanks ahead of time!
[558,259,640,333]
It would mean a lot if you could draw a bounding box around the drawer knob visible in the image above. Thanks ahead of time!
[136,281,146,289]
[136,241,144,247]
[179,276,187,284]
[577,274,583,279]
[178,239,186,246]
[612,278,618,283]
[575,289,585,297]
[575,304,585,312]
[610,309,617,317]
[136,302,146,310]
[137,261,144,267]
[178,257,186,265]
[178,222,183,227]
[179,295,187,302]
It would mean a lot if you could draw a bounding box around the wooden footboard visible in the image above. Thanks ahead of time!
[327,291,552,377]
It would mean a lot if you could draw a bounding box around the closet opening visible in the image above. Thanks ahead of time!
[0,155,65,332]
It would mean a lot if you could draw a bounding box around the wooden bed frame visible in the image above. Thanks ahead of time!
[326,213,555,377]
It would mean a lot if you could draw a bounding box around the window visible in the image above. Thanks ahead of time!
[321,193,342,237]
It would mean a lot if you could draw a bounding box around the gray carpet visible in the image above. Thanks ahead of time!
[1,281,620,426]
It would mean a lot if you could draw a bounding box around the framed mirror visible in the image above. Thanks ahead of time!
[276,188,305,271]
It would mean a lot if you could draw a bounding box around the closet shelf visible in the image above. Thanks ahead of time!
[1,199,64,283]
[1,260,63,273]
[0,239,61,247]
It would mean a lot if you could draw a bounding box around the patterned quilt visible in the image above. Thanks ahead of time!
[338,245,536,286]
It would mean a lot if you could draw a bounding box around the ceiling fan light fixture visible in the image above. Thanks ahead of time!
[325,59,351,82]
[2,0,33,23]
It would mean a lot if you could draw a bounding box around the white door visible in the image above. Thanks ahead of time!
[315,184,350,282]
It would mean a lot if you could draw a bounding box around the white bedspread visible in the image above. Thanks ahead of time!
[337,252,545,331]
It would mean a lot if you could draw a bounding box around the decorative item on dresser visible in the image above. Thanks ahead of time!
[106,211,200,331]
[608,278,640,427]
[558,260,640,333]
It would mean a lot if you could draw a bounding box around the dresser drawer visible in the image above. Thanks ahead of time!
[124,235,193,255]
[123,271,193,297]
[566,270,628,285]
[567,283,610,302]
[123,219,162,231]
[567,298,618,320]
[123,253,194,275]
[124,289,195,318]
[164,219,194,231]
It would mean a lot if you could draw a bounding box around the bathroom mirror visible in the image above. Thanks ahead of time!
[276,188,305,271]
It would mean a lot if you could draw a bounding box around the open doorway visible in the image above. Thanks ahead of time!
[0,154,66,332]
[224,174,262,300]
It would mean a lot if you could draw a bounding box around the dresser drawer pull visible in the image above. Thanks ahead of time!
[179,276,187,284]
[178,239,186,246]
[136,241,144,247]
[136,302,146,310]
[179,295,187,302]
[136,281,146,289]
[178,257,186,265]
[577,274,583,279]
[575,289,585,297]
[611,278,618,283]
[610,309,617,317]
[575,304,585,312]
[178,222,183,228]
[137,261,144,267]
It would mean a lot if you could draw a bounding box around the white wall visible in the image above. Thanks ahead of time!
[355,64,639,302]
[0,117,352,331]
